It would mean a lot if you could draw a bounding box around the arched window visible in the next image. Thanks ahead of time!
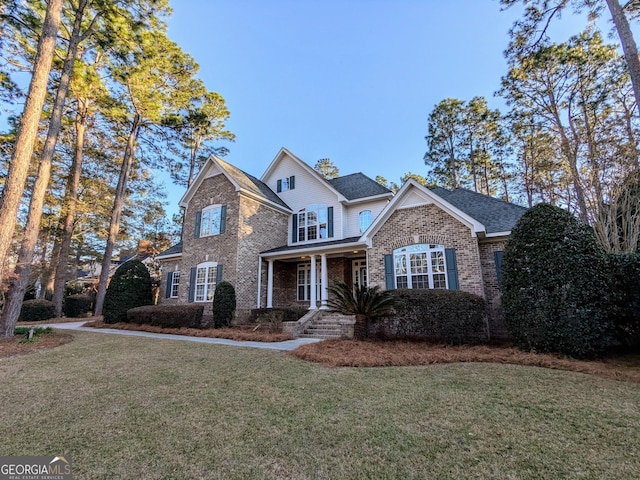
[393,244,447,289]
[200,204,223,237]
[359,210,372,232]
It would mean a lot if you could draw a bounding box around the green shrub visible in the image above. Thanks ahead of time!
[212,281,236,328]
[373,289,488,344]
[103,259,153,324]
[250,307,308,323]
[63,294,94,318]
[64,280,85,297]
[327,281,396,339]
[501,204,611,358]
[127,304,204,328]
[607,253,640,350]
[18,299,55,322]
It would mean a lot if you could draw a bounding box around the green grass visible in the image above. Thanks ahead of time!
[1,331,639,479]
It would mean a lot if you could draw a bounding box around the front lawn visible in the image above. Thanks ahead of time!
[1,331,638,479]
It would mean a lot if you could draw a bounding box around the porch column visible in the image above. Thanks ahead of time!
[256,256,263,308]
[309,254,317,309]
[320,254,328,309]
[266,259,274,308]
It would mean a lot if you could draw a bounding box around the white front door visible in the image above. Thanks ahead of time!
[352,259,367,289]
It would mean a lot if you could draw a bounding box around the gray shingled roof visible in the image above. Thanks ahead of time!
[216,158,290,210]
[328,173,392,201]
[261,236,363,254]
[431,187,528,234]
[157,241,183,257]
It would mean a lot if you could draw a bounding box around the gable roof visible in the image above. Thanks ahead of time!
[180,156,290,212]
[328,173,392,200]
[431,187,527,234]
[363,180,527,242]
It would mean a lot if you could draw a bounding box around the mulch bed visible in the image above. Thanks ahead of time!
[0,331,74,359]
[83,319,295,342]
[289,339,640,383]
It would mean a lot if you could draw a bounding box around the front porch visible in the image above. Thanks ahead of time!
[257,237,369,312]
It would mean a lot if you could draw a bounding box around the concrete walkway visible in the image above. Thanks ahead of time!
[47,321,321,351]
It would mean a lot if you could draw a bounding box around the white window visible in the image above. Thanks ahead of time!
[170,271,180,298]
[297,263,321,301]
[359,210,372,232]
[195,262,217,302]
[353,259,367,289]
[298,205,328,242]
[200,205,222,237]
[393,244,447,289]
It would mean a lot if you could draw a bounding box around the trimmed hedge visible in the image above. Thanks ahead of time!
[607,253,640,349]
[250,307,308,323]
[127,304,205,328]
[501,204,611,358]
[63,294,94,318]
[103,259,153,324]
[212,281,236,328]
[372,289,489,344]
[19,299,55,322]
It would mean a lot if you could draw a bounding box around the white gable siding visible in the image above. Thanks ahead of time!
[262,153,345,244]
[344,199,389,237]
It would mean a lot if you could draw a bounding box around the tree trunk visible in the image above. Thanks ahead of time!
[93,115,141,316]
[52,103,88,317]
[0,1,84,337]
[0,0,62,285]
[354,313,369,340]
[606,0,640,120]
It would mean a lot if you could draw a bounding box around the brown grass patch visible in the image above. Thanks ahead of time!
[83,319,294,342]
[290,339,640,383]
[0,332,74,358]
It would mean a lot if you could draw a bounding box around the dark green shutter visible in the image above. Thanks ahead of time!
[445,248,459,290]
[188,267,197,302]
[165,272,173,298]
[289,175,295,189]
[220,205,227,234]
[292,214,298,243]
[494,250,504,285]
[216,264,223,283]
[384,254,395,290]
[327,206,334,238]
[277,179,282,193]
[194,211,202,238]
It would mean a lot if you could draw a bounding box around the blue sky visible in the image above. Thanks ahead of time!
[161,0,591,211]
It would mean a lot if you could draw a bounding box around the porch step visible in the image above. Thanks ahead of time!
[299,312,353,339]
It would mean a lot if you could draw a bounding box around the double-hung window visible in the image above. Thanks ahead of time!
[393,244,447,289]
[170,271,180,298]
[195,263,217,302]
[297,263,321,301]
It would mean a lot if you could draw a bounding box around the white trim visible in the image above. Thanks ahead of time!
[156,253,182,260]
[342,192,394,205]
[261,240,368,261]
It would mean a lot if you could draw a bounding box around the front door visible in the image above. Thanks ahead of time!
[352,259,367,289]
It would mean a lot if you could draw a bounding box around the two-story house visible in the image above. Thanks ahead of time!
[157,148,527,337]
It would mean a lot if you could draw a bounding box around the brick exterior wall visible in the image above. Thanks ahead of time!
[158,259,181,305]
[479,239,509,338]
[368,205,484,297]
[158,173,289,321]
[235,197,288,320]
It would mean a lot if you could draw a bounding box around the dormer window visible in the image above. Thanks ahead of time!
[277,176,295,193]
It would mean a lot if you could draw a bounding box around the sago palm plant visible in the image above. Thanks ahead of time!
[327,281,396,339]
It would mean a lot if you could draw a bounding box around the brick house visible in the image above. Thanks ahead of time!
[157,148,527,337]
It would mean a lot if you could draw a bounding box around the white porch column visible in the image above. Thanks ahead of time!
[309,254,317,309]
[266,259,274,308]
[320,254,329,309]
[256,256,263,308]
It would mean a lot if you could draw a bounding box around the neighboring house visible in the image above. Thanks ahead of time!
[157,148,527,337]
